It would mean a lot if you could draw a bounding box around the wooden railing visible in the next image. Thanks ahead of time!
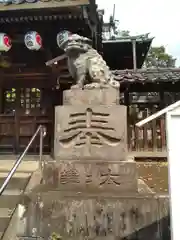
[127,104,167,155]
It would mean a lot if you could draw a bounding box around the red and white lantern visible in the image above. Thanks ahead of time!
[0,33,12,52]
[24,31,42,51]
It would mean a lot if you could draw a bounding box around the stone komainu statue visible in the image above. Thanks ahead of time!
[57,31,119,89]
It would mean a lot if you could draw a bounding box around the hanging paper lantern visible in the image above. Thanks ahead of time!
[0,33,12,52]
[2,0,12,6]
[56,30,72,49]
[12,0,24,4]
[12,0,25,4]
[24,0,36,3]
[24,31,42,51]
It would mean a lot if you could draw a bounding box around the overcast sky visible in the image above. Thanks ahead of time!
[97,0,180,66]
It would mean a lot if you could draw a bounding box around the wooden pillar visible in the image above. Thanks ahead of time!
[159,91,165,109]
[159,91,166,150]
[131,39,137,70]
[0,88,3,113]
[124,87,131,151]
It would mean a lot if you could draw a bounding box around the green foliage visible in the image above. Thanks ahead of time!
[144,46,176,68]
[49,232,62,240]
[115,30,130,37]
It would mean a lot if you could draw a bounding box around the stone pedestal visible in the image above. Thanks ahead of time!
[63,88,119,105]
[52,88,137,193]
[55,88,127,161]
[43,160,138,193]
[54,105,127,161]
[19,194,169,240]
[17,88,170,240]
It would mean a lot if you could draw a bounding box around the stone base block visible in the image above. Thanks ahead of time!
[54,105,127,161]
[63,88,119,105]
[18,194,170,240]
[42,160,138,193]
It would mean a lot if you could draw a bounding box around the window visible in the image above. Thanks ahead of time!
[20,88,41,110]
[4,88,16,113]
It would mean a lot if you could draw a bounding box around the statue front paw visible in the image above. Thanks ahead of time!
[84,83,101,89]
[71,84,83,89]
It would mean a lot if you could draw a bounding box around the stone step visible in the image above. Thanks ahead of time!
[0,155,50,162]
[1,170,43,240]
[0,195,21,209]
[0,177,29,190]
[0,208,16,235]
[0,181,30,239]
[0,195,22,238]
[0,172,31,179]
[0,208,14,218]
[0,217,13,236]
[0,161,39,173]
[2,189,23,196]
[0,158,44,240]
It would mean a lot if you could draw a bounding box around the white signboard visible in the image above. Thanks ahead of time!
[166,110,180,240]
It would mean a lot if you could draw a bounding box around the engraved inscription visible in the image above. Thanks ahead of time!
[59,108,121,154]
[85,165,92,184]
[60,164,80,184]
[54,105,127,161]
[42,162,137,191]
[99,168,121,186]
[29,198,166,240]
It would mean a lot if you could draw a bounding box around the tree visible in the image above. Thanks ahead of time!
[115,30,130,38]
[144,46,176,68]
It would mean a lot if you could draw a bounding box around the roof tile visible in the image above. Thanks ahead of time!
[112,68,180,83]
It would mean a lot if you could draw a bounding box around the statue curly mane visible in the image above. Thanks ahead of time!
[56,31,120,89]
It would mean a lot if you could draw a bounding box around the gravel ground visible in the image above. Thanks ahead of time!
[137,162,169,194]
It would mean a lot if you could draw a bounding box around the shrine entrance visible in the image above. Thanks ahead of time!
[0,87,54,154]
[0,0,95,155]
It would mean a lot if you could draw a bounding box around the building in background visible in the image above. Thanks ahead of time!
[0,0,179,159]
[0,0,100,154]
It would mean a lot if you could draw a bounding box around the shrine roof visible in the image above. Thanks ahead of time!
[112,68,180,84]
[103,38,152,70]
[0,0,90,12]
